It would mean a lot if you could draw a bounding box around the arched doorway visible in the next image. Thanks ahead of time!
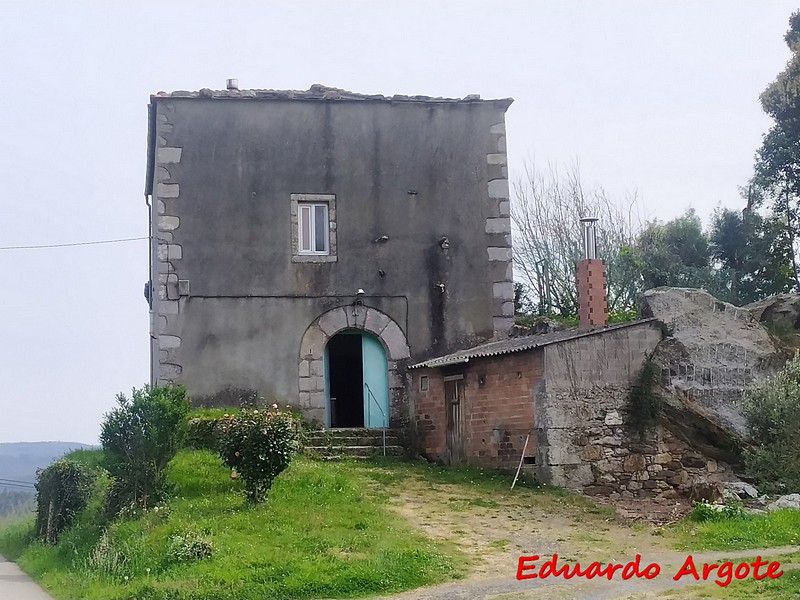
[298,305,410,428]
[325,330,389,428]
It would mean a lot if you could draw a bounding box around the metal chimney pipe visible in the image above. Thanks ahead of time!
[580,217,599,260]
[226,78,239,90]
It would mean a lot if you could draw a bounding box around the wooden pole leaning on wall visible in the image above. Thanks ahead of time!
[511,433,531,491]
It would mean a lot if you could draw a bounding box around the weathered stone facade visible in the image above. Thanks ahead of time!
[144,84,515,425]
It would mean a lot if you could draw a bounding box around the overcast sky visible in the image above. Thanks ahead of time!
[0,1,796,443]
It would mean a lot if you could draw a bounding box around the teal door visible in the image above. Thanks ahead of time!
[362,334,389,428]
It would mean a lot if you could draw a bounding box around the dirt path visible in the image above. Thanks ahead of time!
[367,547,798,600]
[369,469,799,599]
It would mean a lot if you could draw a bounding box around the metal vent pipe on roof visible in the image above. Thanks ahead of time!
[226,78,239,90]
[580,217,599,260]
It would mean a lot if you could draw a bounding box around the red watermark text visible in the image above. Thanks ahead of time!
[517,553,783,587]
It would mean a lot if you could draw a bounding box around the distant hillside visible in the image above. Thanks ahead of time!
[0,441,96,485]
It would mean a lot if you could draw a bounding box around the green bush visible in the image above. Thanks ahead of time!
[608,307,639,324]
[34,459,95,544]
[690,500,749,523]
[217,406,301,503]
[100,385,191,517]
[186,416,220,451]
[741,352,800,491]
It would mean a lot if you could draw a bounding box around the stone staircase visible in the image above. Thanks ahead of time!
[304,428,404,459]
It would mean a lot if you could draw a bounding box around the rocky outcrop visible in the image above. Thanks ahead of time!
[746,294,800,329]
[767,494,800,510]
[641,288,782,439]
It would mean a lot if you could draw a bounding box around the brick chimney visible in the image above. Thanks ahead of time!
[576,217,608,329]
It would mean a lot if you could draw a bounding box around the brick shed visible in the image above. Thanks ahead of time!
[410,319,665,492]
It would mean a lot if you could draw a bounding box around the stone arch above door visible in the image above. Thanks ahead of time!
[297,306,410,416]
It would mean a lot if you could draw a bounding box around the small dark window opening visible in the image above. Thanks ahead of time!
[523,456,536,465]
[419,375,429,392]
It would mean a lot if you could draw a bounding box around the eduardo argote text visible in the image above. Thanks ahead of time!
[517,553,783,587]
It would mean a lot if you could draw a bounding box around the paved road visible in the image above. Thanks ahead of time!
[0,555,55,600]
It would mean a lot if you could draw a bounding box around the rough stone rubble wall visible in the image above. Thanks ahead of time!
[534,322,677,495]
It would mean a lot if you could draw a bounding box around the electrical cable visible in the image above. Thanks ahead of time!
[0,478,36,486]
[0,236,148,250]
[0,481,35,490]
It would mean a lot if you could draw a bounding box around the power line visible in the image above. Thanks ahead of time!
[0,236,148,251]
[0,481,35,490]
[0,478,35,486]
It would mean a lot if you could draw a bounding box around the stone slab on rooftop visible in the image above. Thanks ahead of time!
[152,83,513,107]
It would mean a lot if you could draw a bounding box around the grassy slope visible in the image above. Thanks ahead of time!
[4,447,800,599]
[0,449,462,600]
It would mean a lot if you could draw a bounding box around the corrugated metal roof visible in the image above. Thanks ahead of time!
[410,318,658,369]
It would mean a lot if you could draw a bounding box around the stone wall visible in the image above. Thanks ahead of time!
[580,424,733,499]
[534,321,666,492]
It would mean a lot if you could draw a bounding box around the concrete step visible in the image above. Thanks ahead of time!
[308,427,398,436]
[305,445,405,458]
[306,435,400,447]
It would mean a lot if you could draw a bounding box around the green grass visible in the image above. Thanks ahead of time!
[0,450,463,600]
[361,458,560,494]
[676,567,800,599]
[391,459,612,514]
[187,407,241,419]
[674,508,800,551]
[488,538,510,550]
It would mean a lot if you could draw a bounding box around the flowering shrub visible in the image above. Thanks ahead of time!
[217,406,301,502]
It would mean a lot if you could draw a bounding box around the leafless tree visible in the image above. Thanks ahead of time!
[511,162,644,316]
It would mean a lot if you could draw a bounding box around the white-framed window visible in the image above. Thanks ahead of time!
[298,203,329,254]
[290,194,337,263]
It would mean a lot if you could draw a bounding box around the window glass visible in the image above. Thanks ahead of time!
[300,205,311,252]
[314,205,327,252]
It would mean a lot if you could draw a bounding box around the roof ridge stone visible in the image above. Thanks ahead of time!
[151,84,512,106]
